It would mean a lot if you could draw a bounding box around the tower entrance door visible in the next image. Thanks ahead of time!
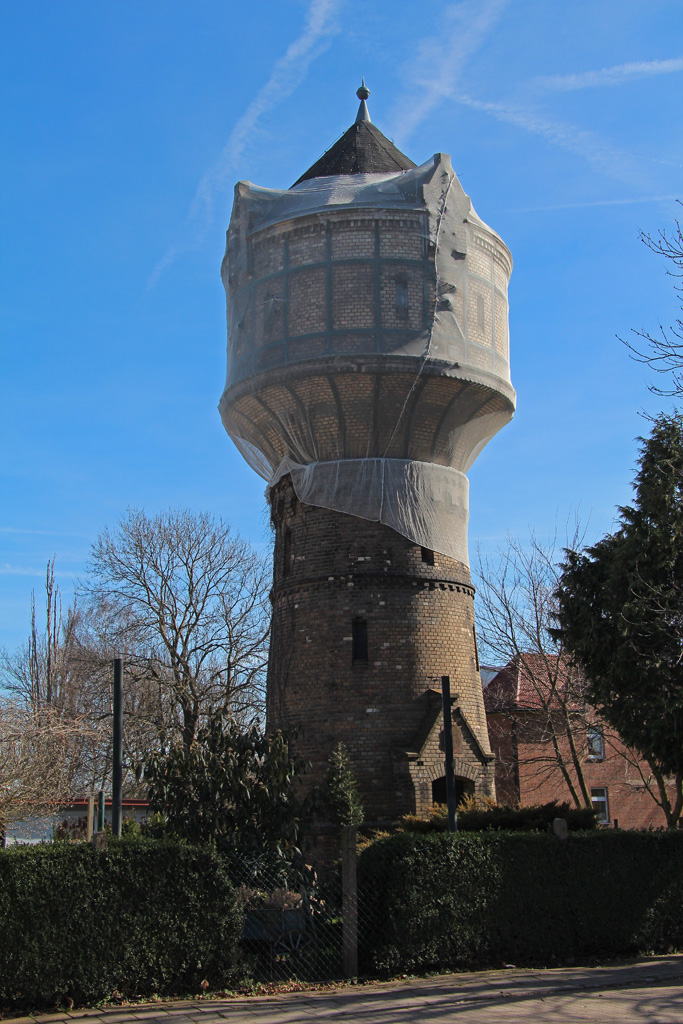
[432,775,475,808]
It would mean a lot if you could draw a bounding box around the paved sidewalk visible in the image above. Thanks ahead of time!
[9,956,683,1024]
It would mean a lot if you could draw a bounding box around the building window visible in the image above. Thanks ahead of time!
[420,546,434,566]
[283,528,292,576]
[395,278,409,318]
[352,618,368,663]
[591,787,610,824]
[586,726,605,761]
[472,626,480,672]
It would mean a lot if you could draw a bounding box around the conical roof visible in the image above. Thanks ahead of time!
[292,82,416,187]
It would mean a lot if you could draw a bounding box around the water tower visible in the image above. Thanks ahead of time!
[219,85,515,825]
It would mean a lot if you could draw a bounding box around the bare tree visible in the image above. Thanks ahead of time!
[0,699,91,831]
[82,509,270,751]
[0,561,99,828]
[475,532,682,826]
[475,533,594,809]
[622,208,683,396]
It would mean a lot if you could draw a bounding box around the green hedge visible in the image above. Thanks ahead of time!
[0,839,245,1010]
[400,800,596,832]
[358,830,683,974]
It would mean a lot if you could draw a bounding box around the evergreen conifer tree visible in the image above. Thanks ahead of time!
[324,743,364,827]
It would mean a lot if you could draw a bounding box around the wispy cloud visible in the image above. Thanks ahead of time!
[0,527,84,537]
[454,94,641,182]
[535,57,683,93]
[0,564,60,578]
[387,0,510,144]
[149,0,341,287]
[506,195,679,213]
[389,5,681,192]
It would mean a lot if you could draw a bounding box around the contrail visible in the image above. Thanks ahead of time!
[505,195,680,213]
[535,57,683,92]
[387,6,680,192]
[149,0,341,288]
[454,94,642,184]
[387,0,510,145]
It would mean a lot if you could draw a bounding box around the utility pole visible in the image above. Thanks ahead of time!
[112,658,123,838]
[441,675,457,832]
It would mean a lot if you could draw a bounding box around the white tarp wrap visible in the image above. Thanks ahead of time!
[220,154,515,566]
[271,457,470,565]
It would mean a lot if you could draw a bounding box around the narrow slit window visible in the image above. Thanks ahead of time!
[352,619,368,663]
[421,546,434,566]
[283,528,292,576]
[395,279,409,318]
[473,625,480,672]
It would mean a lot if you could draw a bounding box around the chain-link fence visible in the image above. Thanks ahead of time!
[225,831,372,983]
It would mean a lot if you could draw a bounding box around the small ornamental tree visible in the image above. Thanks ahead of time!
[324,743,364,828]
[137,713,310,869]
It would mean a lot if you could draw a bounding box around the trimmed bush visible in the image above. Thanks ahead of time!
[0,838,245,1010]
[358,830,683,974]
[398,800,596,833]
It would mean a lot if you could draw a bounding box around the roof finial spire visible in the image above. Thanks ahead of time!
[355,78,371,124]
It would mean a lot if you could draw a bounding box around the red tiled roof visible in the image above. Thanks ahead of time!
[484,653,584,713]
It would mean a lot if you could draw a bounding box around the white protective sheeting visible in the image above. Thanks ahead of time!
[220,154,515,565]
[273,457,470,565]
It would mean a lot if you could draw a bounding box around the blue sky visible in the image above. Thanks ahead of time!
[1,0,681,652]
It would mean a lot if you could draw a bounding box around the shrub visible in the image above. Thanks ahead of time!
[358,830,683,974]
[138,716,310,871]
[0,838,245,1010]
[323,743,364,827]
[397,800,596,833]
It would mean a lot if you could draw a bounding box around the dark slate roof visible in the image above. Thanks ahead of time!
[292,120,417,187]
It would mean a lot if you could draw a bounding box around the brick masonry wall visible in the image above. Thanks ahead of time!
[267,476,496,826]
[487,711,678,829]
[240,211,432,375]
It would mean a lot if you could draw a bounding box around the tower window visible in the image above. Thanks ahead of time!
[352,619,368,663]
[473,625,480,672]
[420,546,434,566]
[395,279,409,318]
[283,528,292,576]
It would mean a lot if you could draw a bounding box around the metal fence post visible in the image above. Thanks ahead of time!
[341,825,358,978]
[441,675,458,832]
[86,793,94,841]
[97,790,105,833]
[112,658,123,837]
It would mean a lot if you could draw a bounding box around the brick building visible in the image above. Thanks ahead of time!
[484,654,681,829]
[219,85,516,827]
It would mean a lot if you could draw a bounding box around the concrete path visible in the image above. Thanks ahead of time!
[9,956,683,1024]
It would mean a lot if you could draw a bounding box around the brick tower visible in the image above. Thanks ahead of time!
[219,84,515,826]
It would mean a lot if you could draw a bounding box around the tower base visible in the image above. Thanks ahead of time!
[267,476,496,826]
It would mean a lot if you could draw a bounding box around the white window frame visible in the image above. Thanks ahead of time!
[591,786,610,824]
[586,725,605,761]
